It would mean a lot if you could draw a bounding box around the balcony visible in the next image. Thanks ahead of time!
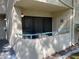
[35,0,73,7]
[15,0,73,12]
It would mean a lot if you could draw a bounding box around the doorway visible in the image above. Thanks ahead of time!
[22,16,52,34]
[22,16,52,39]
[0,14,6,40]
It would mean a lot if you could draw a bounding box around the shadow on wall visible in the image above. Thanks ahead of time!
[13,33,70,59]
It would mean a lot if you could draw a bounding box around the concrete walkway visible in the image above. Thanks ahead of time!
[58,48,79,59]
[45,45,79,59]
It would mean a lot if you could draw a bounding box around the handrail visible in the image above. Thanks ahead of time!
[59,0,73,9]
[16,28,69,39]
[17,32,56,39]
[18,32,55,36]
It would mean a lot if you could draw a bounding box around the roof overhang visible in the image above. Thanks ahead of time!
[15,0,69,12]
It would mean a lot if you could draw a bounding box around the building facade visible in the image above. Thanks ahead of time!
[0,0,79,59]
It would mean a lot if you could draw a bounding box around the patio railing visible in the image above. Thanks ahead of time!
[17,32,55,39]
[16,28,69,39]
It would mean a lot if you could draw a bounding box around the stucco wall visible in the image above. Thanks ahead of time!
[5,0,19,41]
[74,4,79,24]
[0,0,6,14]
[0,5,5,14]
[72,0,79,44]
[20,8,52,17]
[8,7,22,46]
[12,33,70,59]
[52,9,72,32]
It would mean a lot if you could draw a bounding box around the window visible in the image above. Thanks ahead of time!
[22,16,52,39]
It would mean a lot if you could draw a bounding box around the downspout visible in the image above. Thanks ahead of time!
[72,0,75,45]
[59,0,74,45]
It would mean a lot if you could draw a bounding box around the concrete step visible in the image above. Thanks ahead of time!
[0,39,9,53]
[0,39,16,59]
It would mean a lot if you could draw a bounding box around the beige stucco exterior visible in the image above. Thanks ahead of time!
[0,0,5,14]
[1,0,79,59]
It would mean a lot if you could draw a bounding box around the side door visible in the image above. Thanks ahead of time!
[0,16,6,39]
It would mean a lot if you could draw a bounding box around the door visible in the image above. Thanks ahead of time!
[34,17,43,33]
[22,16,52,34]
[43,18,52,32]
[0,16,6,39]
[22,16,33,34]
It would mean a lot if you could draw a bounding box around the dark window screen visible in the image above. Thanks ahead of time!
[22,16,52,34]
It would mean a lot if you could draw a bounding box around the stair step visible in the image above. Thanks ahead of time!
[0,39,9,53]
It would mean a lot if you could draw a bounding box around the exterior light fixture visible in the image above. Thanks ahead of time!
[4,18,7,21]
[21,13,24,17]
[60,19,64,23]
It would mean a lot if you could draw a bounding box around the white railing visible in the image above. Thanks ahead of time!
[16,28,69,39]
[17,32,55,39]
